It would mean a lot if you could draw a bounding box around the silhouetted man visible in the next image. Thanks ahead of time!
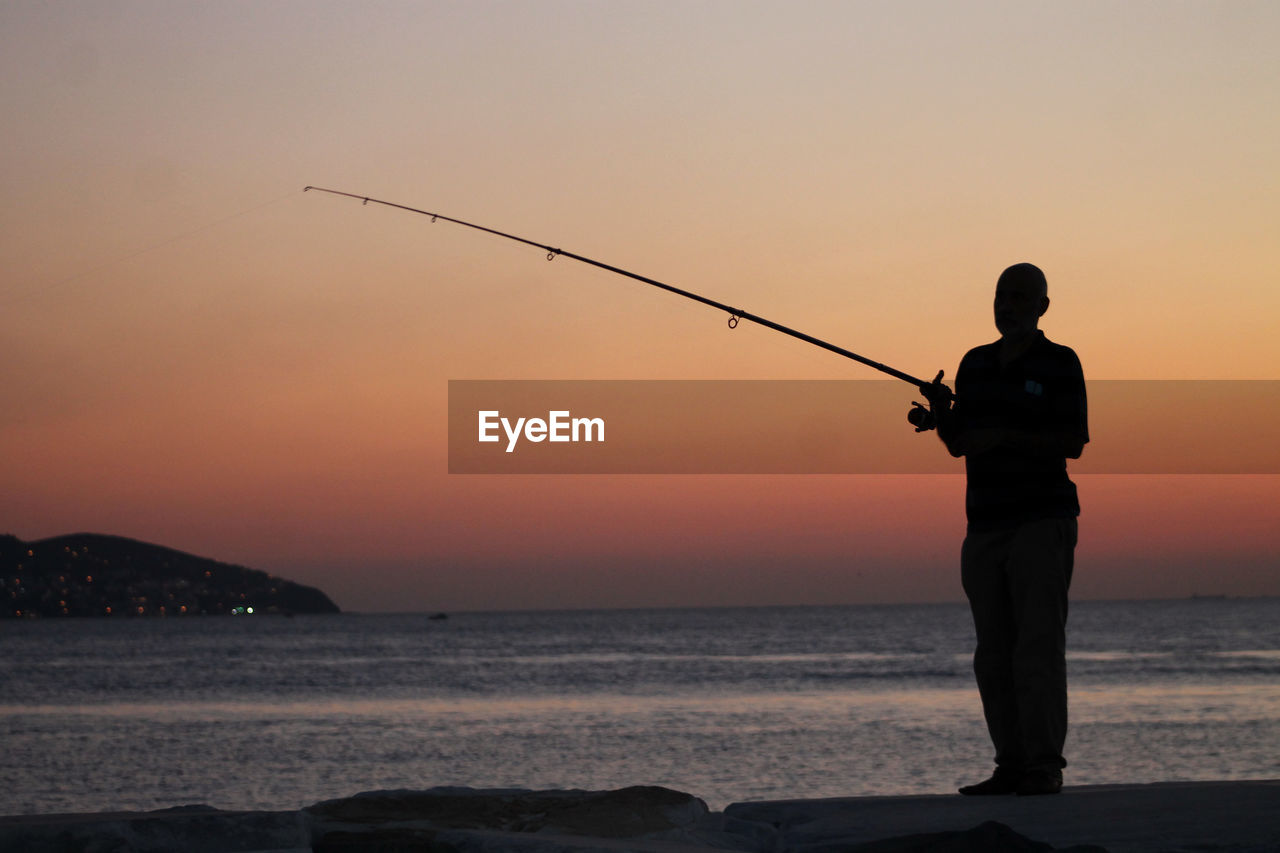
[925,263,1087,796]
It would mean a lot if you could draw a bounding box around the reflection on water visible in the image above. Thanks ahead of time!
[6,683,1277,813]
[2,600,1278,814]
[1069,651,1173,662]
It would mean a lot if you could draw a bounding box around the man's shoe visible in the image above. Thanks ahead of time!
[1015,769,1063,796]
[958,771,1019,796]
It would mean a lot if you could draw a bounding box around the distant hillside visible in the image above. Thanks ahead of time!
[0,533,340,618]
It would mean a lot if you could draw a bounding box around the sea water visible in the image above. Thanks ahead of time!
[2,599,1278,814]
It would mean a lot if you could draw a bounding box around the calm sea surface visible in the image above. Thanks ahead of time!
[2,599,1279,814]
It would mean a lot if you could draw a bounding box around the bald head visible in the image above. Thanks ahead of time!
[994,263,1049,340]
[998,263,1047,300]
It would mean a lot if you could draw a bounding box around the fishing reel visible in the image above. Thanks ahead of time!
[907,401,937,432]
[907,371,950,432]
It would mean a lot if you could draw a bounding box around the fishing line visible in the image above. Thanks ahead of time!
[304,186,950,410]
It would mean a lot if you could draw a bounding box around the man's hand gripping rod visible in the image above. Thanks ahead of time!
[909,371,952,433]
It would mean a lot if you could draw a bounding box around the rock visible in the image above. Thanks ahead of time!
[305,786,703,836]
[304,786,774,852]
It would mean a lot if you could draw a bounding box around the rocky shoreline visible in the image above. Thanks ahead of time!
[2,781,1277,853]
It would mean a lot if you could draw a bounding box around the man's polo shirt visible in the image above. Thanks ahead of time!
[953,331,1088,531]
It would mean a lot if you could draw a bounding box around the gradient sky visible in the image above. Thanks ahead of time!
[2,1,1277,611]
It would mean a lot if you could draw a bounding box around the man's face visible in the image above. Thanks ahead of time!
[994,278,1048,339]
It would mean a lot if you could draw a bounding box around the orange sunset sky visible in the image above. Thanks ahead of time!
[3,2,1277,612]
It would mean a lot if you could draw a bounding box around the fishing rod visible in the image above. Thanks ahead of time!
[303,186,950,428]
